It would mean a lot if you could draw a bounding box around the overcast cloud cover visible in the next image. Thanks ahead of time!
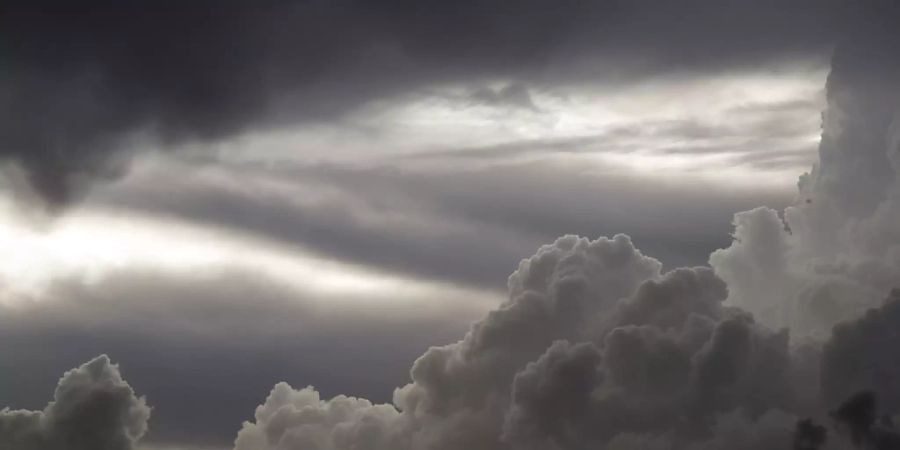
[2,1,900,449]
[0,0,841,204]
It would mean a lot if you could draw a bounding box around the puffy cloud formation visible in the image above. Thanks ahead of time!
[234,237,804,449]
[710,12,900,338]
[234,235,661,449]
[233,383,403,450]
[829,390,900,450]
[0,266,485,446]
[0,355,150,450]
[232,7,900,450]
[3,3,899,450]
[793,418,828,450]
[822,290,900,413]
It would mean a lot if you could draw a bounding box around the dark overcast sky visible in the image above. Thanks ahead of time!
[1,0,850,203]
[2,2,900,450]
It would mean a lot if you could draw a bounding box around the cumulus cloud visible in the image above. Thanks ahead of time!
[792,418,828,450]
[229,6,900,450]
[709,11,900,338]
[3,3,900,450]
[234,235,659,450]
[232,237,804,450]
[821,290,900,413]
[0,355,149,450]
[234,383,403,450]
[829,390,900,449]
[0,267,485,448]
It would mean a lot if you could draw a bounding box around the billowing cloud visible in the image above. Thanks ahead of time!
[232,238,805,450]
[0,355,149,450]
[2,2,900,450]
[229,7,900,450]
[709,13,900,338]
[828,390,900,449]
[821,290,900,413]
[0,266,488,448]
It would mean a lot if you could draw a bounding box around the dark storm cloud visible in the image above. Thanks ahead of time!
[821,290,900,414]
[792,419,827,450]
[230,236,821,450]
[0,268,480,448]
[3,3,900,450]
[0,355,150,450]
[829,391,900,449]
[230,7,900,449]
[1,0,850,204]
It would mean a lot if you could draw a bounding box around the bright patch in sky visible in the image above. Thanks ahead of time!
[202,67,826,187]
[0,202,497,310]
[0,66,826,310]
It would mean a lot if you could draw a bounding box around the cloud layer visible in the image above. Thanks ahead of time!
[2,2,900,450]
[0,0,844,204]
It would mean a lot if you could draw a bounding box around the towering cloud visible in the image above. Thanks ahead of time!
[0,355,150,450]
[232,4,900,450]
[233,238,805,449]
[2,2,899,450]
[829,390,900,449]
[710,6,900,338]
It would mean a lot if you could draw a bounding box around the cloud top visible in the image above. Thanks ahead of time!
[0,355,150,450]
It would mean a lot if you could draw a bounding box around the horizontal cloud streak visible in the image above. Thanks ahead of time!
[84,155,793,289]
[0,0,842,203]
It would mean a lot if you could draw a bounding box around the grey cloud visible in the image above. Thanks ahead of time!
[235,383,403,450]
[709,10,900,338]
[233,235,818,450]
[793,419,828,450]
[726,98,825,116]
[685,410,799,450]
[399,97,822,165]
[230,11,900,450]
[391,135,612,163]
[501,340,605,449]
[87,154,793,292]
[501,270,794,450]
[0,268,481,449]
[829,390,900,449]
[0,0,854,203]
[234,235,664,450]
[5,3,900,450]
[469,84,540,111]
[0,355,150,450]
[832,391,879,446]
[821,290,900,414]
[793,389,900,449]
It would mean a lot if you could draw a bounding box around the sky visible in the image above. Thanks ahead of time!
[1,1,900,450]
